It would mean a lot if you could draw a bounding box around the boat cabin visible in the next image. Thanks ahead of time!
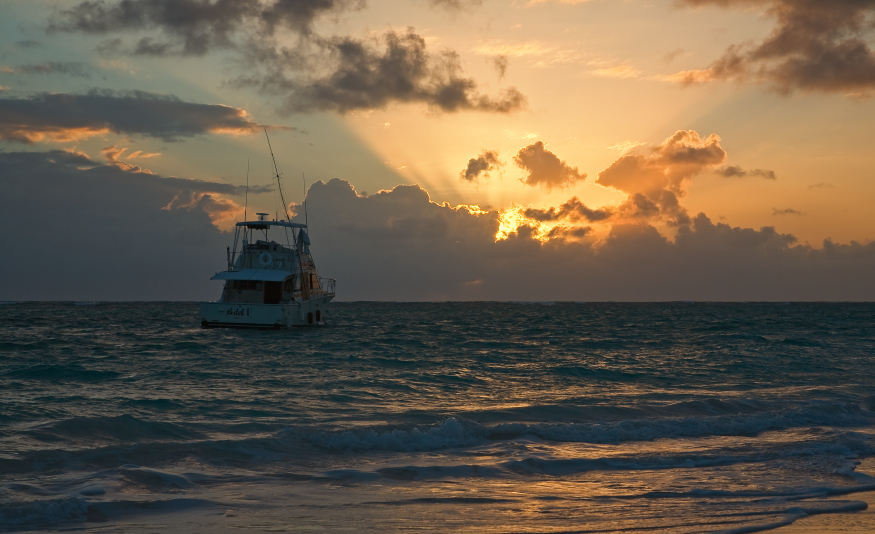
[210,213,334,306]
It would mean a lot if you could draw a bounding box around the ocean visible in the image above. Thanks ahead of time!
[1,302,874,533]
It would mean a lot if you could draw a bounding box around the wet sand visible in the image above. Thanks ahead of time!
[777,490,875,533]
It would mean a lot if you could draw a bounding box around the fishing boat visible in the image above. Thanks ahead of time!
[199,132,335,328]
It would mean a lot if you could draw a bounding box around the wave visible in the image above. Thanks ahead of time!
[9,401,874,470]
[26,414,204,443]
[502,440,875,478]
[0,496,88,529]
[487,402,874,444]
[301,418,484,452]
[0,493,216,530]
[301,401,874,452]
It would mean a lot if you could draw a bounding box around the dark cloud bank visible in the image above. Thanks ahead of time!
[0,150,245,300]
[681,0,875,94]
[3,150,872,301]
[0,90,265,143]
[49,0,525,114]
[303,179,875,301]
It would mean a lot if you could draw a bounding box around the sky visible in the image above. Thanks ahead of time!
[1,0,874,301]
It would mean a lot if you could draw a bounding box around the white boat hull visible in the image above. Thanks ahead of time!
[199,296,334,328]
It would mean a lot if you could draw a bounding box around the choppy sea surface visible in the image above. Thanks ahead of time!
[2,302,875,533]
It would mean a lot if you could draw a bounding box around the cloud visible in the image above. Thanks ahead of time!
[472,39,581,68]
[429,0,482,10]
[472,40,556,57]
[492,55,508,79]
[596,130,727,227]
[678,0,875,95]
[772,208,804,216]
[2,161,872,301]
[607,140,645,153]
[50,2,526,114]
[717,165,776,179]
[0,62,92,78]
[597,130,726,196]
[588,60,641,79]
[296,178,875,301]
[49,0,363,56]
[663,48,686,64]
[523,197,612,222]
[514,141,586,189]
[235,28,527,114]
[0,150,252,300]
[100,145,161,170]
[545,225,592,240]
[0,90,270,143]
[461,149,501,182]
[808,182,832,189]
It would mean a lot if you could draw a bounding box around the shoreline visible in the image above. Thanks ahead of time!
[778,457,875,533]
[777,490,875,533]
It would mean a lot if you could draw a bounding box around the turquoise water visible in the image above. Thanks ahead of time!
[1,302,875,532]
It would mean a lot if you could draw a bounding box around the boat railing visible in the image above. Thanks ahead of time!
[317,277,336,296]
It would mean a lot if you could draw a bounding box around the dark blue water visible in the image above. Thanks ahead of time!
[2,302,874,532]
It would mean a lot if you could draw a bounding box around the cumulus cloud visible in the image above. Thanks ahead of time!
[514,141,586,189]
[717,165,776,179]
[461,149,501,182]
[523,197,612,222]
[296,178,875,301]
[235,28,527,113]
[0,90,269,143]
[678,0,875,95]
[598,130,726,195]
[2,160,872,301]
[596,130,726,227]
[49,0,363,55]
[50,1,526,114]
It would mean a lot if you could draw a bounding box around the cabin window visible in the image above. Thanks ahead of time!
[234,280,259,291]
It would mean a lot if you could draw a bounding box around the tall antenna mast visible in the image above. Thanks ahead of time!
[264,127,291,221]
[244,158,250,222]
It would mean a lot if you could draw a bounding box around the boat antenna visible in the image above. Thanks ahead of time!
[303,172,309,228]
[244,158,249,222]
[264,127,291,222]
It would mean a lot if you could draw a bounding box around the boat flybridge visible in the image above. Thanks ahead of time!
[199,212,336,328]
